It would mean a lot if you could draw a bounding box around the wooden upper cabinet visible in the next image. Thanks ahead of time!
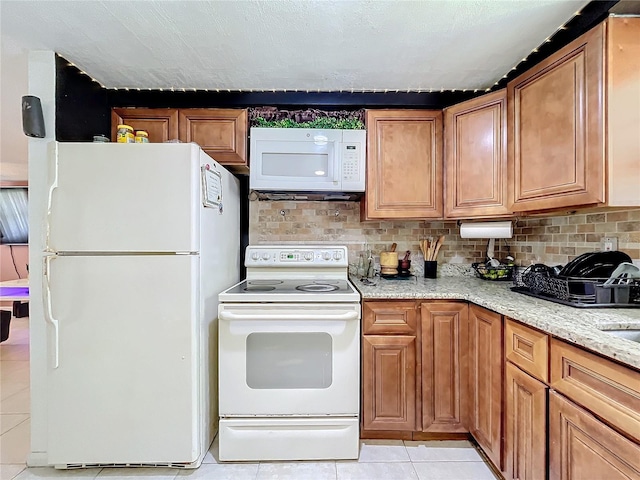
[444,90,510,219]
[178,109,248,174]
[508,22,604,212]
[508,17,640,212]
[363,110,443,220]
[605,17,640,207]
[111,108,248,174]
[111,108,179,143]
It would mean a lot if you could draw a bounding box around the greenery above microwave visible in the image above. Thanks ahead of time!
[249,107,365,129]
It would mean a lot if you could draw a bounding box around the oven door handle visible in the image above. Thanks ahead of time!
[219,310,359,322]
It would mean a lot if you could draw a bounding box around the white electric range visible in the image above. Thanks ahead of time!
[217,245,361,461]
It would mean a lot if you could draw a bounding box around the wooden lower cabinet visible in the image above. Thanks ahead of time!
[362,299,640,479]
[505,362,547,480]
[469,305,503,469]
[420,302,468,433]
[362,335,417,431]
[548,391,640,480]
[361,300,468,436]
[550,338,640,443]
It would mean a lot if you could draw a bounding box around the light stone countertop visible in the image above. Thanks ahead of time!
[352,275,640,370]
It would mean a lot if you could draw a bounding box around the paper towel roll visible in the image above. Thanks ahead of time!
[459,221,513,239]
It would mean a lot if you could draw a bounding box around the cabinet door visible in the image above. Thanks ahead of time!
[549,391,640,480]
[362,335,416,431]
[178,109,248,174]
[363,110,443,219]
[444,90,510,218]
[111,108,179,143]
[505,363,547,480]
[469,305,503,469]
[420,302,468,433]
[507,23,605,212]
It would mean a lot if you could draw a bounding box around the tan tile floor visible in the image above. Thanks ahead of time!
[0,316,497,479]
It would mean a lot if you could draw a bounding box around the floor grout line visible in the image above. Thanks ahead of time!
[0,414,30,437]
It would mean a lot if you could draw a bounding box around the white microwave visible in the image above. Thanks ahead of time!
[249,128,366,197]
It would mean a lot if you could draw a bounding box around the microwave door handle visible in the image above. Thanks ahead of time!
[333,142,341,185]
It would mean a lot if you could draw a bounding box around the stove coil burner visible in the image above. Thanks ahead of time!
[296,284,339,292]
[244,285,276,291]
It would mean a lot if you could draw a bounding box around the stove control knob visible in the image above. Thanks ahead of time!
[304,252,314,261]
[262,253,271,261]
[322,252,331,261]
[333,251,343,260]
[251,252,260,261]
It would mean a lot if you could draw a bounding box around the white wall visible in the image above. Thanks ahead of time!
[1,38,29,181]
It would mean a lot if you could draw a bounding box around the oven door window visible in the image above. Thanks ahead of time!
[246,332,332,389]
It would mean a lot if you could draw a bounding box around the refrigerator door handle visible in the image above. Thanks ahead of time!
[45,147,59,252]
[43,254,60,368]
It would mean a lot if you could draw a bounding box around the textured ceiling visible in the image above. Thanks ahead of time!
[1,0,593,91]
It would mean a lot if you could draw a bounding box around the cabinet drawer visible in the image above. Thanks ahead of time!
[362,301,417,335]
[505,319,549,382]
[550,338,640,442]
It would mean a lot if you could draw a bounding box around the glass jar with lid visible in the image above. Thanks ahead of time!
[134,130,149,143]
[116,124,135,143]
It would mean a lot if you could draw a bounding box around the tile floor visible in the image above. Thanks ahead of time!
[1,316,498,480]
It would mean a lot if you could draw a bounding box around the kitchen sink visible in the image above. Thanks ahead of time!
[598,328,640,343]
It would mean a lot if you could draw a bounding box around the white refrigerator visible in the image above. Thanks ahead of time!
[28,142,240,468]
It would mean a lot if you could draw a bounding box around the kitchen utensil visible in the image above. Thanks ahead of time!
[424,261,437,279]
[550,265,563,276]
[425,236,444,261]
[530,264,554,275]
[380,250,399,277]
[558,251,632,278]
[603,262,640,286]
[390,243,397,252]
[399,251,411,273]
[366,248,374,278]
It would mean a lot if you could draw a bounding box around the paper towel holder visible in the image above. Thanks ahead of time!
[458,220,515,239]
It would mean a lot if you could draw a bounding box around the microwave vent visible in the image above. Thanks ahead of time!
[250,190,362,201]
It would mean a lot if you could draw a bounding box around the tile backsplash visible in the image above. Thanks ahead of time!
[249,201,640,268]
